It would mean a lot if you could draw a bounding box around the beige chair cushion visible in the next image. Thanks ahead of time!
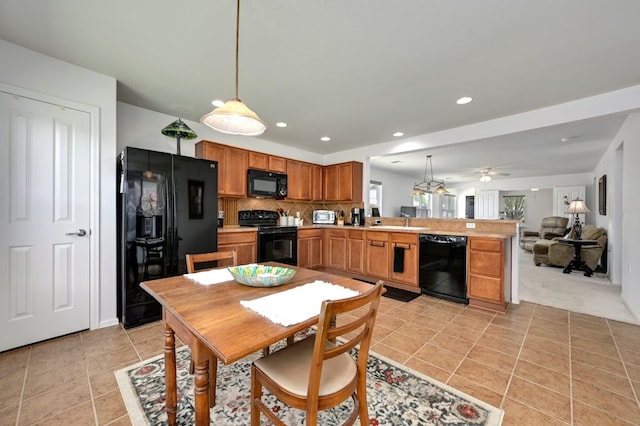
[253,337,356,397]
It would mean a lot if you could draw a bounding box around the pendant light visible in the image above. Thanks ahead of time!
[200,0,266,136]
[411,155,449,195]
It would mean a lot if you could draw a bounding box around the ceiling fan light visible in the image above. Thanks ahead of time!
[480,174,492,183]
[200,98,266,136]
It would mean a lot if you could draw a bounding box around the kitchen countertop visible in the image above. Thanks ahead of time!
[297,224,516,239]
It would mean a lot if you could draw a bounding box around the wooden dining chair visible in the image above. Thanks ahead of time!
[184,249,237,407]
[250,280,384,426]
[186,249,238,273]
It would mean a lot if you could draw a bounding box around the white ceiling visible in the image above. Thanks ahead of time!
[1,0,639,182]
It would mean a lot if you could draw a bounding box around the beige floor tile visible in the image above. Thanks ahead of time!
[475,333,523,357]
[413,343,464,372]
[571,346,627,376]
[571,335,620,358]
[450,311,494,331]
[466,345,517,374]
[501,397,569,426]
[19,380,92,425]
[374,313,407,330]
[488,315,530,331]
[519,345,570,375]
[429,332,475,356]
[132,336,165,360]
[94,389,127,425]
[0,347,29,377]
[618,346,640,366]
[84,346,139,376]
[483,323,527,343]
[506,376,571,423]
[440,322,484,343]
[522,334,569,358]
[454,358,511,395]
[572,378,640,424]
[89,367,121,398]
[369,342,410,364]
[379,331,424,355]
[104,415,133,426]
[572,361,636,398]
[446,374,504,408]
[125,321,163,343]
[0,404,19,426]
[572,400,638,426]
[403,357,451,384]
[0,367,26,409]
[420,307,459,324]
[395,322,438,341]
[23,362,88,399]
[30,400,96,426]
[29,334,82,360]
[513,359,570,395]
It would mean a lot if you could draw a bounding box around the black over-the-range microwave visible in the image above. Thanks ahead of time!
[247,169,288,198]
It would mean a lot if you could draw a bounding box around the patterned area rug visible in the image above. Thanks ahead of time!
[115,343,503,425]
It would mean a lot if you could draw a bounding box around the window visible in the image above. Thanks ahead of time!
[369,181,382,215]
[412,193,432,217]
[503,195,525,220]
[440,194,456,218]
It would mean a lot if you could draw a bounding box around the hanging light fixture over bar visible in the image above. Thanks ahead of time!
[201,0,266,136]
[411,155,449,195]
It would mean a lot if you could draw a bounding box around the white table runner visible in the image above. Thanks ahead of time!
[183,268,234,285]
[240,280,359,326]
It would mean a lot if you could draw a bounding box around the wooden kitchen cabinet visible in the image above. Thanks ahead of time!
[389,232,419,286]
[218,230,257,265]
[311,164,323,202]
[286,159,312,200]
[297,228,323,269]
[196,141,248,197]
[323,161,363,202]
[347,229,365,274]
[325,228,347,271]
[365,231,389,279]
[248,151,287,173]
[467,237,507,312]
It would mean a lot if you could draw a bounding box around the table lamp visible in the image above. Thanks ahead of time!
[161,119,197,155]
[565,198,591,239]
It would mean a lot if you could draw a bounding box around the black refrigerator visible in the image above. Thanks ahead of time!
[117,147,218,328]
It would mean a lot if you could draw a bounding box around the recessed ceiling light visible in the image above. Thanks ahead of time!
[275,122,287,128]
[456,96,473,105]
[531,188,540,191]
[393,132,404,137]
[211,99,225,107]
[390,160,403,164]
[321,136,331,142]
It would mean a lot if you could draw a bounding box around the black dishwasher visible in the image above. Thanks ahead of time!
[419,234,468,304]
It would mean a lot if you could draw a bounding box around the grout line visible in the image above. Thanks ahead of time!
[606,319,640,413]
[14,346,31,426]
[79,331,101,426]
[567,310,574,425]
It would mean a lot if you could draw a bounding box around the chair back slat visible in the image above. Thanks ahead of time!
[186,250,237,273]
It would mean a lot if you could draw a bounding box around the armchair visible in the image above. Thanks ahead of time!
[520,216,569,252]
[533,225,607,271]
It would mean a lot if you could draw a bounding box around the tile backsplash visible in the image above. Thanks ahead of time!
[219,198,363,226]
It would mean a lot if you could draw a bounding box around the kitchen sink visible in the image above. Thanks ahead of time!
[370,225,430,231]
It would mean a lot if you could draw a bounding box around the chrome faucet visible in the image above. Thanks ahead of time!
[400,212,410,227]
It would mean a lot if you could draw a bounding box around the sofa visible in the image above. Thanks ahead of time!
[533,225,607,271]
[520,216,569,252]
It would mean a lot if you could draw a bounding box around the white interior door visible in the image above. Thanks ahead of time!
[0,91,91,351]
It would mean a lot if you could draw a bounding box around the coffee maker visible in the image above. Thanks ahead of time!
[350,207,364,226]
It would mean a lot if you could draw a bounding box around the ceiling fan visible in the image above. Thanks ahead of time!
[475,167,511,183]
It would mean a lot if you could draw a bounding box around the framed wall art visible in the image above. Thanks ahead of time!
[598,174,607,215]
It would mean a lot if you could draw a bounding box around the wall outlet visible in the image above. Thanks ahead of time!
[466,222,476,229]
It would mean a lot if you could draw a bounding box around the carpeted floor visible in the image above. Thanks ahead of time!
[116,344,504,425]
[518,250,638,324]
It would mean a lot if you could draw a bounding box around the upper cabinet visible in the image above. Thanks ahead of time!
[286,159,312,200]
[323,161,363,202]
[195,141,248,197]
[249,151,287,173]
[311,164,323,202]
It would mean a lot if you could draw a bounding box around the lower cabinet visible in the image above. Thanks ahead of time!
[389,233,419,287]
[467,237,507,312]
[325,228,347,270]
[218,230,257,265]
[365,231,390,280]
[297,228,323,269]
[347,229,365,274]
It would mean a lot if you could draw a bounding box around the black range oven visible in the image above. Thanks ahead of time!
[238,210,297,266]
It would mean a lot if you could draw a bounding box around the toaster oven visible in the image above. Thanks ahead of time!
[312,210,336,225]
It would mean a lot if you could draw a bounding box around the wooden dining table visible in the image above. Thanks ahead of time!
[140,262,376,426]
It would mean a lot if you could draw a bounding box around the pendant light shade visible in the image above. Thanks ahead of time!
[201,98,266,136]
[201,0,266,136]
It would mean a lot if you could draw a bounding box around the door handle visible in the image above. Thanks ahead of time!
[66,229,87,237]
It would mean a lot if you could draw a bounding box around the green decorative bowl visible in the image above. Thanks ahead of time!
[227,264,296,287]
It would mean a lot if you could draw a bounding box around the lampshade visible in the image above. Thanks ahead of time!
[200,98,266,136]
[565,198,591,214]
[161,119,197,140]
[201,0,266,136]
[161,119,197,155]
